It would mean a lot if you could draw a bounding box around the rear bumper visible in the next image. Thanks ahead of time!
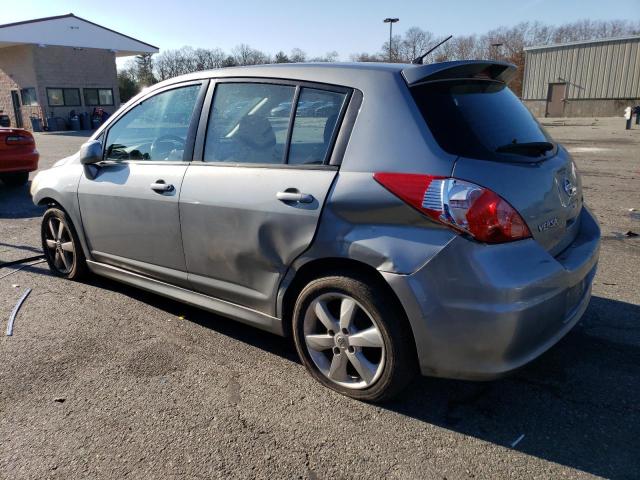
[383,206,600,379]
[0,151,39,174]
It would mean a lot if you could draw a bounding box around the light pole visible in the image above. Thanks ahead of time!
[490,42,503,60]
[383,17,399,62]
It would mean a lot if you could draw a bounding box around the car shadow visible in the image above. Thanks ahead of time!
[0,181,44,219]
[382,296,640,479]
[10,264,639,478]
[0,241,42,256]
[37,131,93,138]
[83,273,300,363]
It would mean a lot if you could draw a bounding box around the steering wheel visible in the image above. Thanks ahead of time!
[150,134,186,160]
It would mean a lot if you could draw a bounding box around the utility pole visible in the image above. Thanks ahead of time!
[383,18,399,62]
[491,42,503,60]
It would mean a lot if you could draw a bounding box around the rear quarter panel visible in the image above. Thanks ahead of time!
[298,171,457,274]
[292,70,459,274]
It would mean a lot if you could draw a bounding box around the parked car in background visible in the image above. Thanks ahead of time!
[0,128,39,186]
[269,101,292,117]
[31,61,600,402]
[295,100,326,117]
[313,101,337,117]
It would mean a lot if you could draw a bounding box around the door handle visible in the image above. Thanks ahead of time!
[276,191,314,203]
[150,181,175,193]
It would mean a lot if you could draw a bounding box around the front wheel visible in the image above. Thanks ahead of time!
[41,208,87,280]
[292,273,416,402]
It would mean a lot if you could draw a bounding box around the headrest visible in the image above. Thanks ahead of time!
[236,115,275,149]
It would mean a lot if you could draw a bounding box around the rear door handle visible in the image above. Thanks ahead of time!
[276,191,314,203]
[150,180,175,193]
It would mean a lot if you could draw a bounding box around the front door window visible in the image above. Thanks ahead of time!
[105,85,201,161]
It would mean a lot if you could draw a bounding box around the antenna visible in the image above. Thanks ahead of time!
[412,35,453,64]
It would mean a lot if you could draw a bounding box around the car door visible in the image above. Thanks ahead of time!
[77,82,205,287]
[180,81,350,315]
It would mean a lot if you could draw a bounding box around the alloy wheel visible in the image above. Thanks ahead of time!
[303,292,386,389]
[43,217,75,275]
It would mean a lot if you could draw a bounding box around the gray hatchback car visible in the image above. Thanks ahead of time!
[31,61,600,402]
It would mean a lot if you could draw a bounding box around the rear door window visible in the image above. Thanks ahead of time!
[204,83,295,164]
[411,80,553,161]
[288,88,346,165]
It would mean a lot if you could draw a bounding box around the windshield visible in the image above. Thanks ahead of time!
[411,80,554,161]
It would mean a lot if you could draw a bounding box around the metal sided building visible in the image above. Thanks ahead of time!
[522,35,640,117]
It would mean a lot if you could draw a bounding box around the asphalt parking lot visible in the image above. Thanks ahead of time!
[1,119,639,479]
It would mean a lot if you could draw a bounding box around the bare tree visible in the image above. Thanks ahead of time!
[380,34,403,62]
[309,51,339,62]
[399,27,433,62]
[290,48,307,63]
[154,47,199,81]
[353,18,639,66]
[193,47,226,70]
[350,52,381,62]
[119,18,640,95]
[232,44,270,66]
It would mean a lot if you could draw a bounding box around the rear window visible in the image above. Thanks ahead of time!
[411,80,553,161]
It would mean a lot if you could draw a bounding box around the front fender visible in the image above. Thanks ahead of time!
[31,165,92,260]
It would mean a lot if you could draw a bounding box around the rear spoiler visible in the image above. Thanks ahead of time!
[401,60,516,86]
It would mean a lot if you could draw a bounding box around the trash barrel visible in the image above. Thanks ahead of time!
[0,114,10,127]
[55,117,66,131]
[79,112,90,130]
[30,117,42,132]
[69,116,81,131]
[91,118,101,130]
[46,116,57,132]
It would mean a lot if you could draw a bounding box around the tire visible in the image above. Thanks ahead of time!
[1,172,29,186]
[41,207,87,280]
[292,272,417,402]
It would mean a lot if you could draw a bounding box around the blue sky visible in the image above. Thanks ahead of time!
[3,0,639,59]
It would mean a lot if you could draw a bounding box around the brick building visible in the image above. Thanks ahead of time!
[0,13,158,130]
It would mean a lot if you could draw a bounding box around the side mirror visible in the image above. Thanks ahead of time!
[79,140,103,165]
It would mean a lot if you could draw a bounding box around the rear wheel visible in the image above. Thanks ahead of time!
[1,172,29,186]
[292,273,416,402]
[41,208,87,280]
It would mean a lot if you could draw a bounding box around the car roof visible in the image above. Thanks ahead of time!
[151,60,515,92]
[153,62,407,90]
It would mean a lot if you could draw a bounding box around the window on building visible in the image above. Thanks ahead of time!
[20,88,38,106]
[84,88,115,106]
[47,88,81,106]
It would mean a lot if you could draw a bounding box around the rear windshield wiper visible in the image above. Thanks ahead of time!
[495,141,554,156]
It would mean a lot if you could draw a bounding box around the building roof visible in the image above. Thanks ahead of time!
[524,34,640,52]
[0,13,158,56]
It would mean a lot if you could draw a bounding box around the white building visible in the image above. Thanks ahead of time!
[0,13,158,129]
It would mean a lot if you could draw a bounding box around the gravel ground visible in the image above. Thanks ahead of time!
[0,119,639,479]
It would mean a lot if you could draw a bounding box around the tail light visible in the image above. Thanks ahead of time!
[373,172,531,243]
[5,134,35,146]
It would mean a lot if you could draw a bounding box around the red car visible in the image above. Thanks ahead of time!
[0,128,39,186]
